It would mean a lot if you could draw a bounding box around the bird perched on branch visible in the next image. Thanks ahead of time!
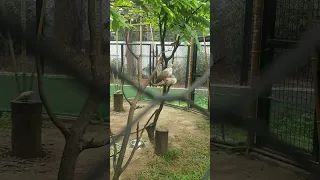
[152,63,177,87]
[155,66,173,84]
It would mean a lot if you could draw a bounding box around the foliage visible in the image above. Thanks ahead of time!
[135,0,209,48]
[111,0,210,50]
[110,0,141,32]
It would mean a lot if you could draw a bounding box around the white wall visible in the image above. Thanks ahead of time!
[110,41,210,75]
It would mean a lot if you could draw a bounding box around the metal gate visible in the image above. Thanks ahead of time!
[258,0,319,162]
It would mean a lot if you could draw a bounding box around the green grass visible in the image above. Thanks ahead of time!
[110,84,208,109]
[268,100,314,152]
[137,121,210,180]
[210,97,315,152]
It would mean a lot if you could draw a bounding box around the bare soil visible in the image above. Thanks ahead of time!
[211,150,311,180]
[109,101,209,179]
[0,101,312,180]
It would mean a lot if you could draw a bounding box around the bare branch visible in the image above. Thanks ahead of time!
[121,109,156,172]
[124,29,140,60]
[111,133,118,171]
[81,137,109,150]
[34,0,70,137]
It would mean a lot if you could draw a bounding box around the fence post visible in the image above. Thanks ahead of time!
[190,43,198,107]
[149,44,152,76]
[247,0,265,150]
[240,0,254,86]
[308,0,320,162]
[185,45,190,89]
[255,0,277,147]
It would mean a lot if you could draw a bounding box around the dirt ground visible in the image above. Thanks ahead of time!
[0,101,313,180]
[211,149,311,180]
[109,101,210,179]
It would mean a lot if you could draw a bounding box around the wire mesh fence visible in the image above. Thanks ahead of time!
[211,0,320,174]
[210,0,249,145]
[3,0,320,179]
[259,0,320,158]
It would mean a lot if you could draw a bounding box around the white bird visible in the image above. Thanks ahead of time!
[164,76,177,86]
[155,64,174,83]
[14,91,36,102]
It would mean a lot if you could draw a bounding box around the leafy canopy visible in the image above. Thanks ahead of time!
[110,0,210,50]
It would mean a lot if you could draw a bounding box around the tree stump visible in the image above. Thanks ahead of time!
[113,92,124,112]
[155,127,169,156]
[11,100,43,158]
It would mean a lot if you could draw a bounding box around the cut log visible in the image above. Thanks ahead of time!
[155,127,169,155]
[11,100,43,158]
[113,92,124,112]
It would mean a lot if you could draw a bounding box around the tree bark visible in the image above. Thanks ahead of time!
[11,100,43,158]
[113,92,124,112]
[57,136,81,180]
[54,0,79,51]
[155,127,169,155]
[125,29,136,77]
[21,0,27,55]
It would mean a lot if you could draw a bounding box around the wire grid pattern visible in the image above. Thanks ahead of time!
[211,0,246,85]
[110,42,209,110]
[110,43,152,81]
[267,0,320,154]
[2,1,208,180]
[3,1,320,180]
[210,0,248,145]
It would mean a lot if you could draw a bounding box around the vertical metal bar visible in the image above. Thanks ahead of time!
[185,45,190,89]
[307,0,319,161]
[149,44,152,76]
[121,44,124,73]
[255,0,277,146]
[190,44,198,107]
[313,51,320,162]
[240,0,254,86]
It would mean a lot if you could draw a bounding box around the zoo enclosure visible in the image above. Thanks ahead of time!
[110,39,210,111]
[211,0,320,166]
[0,0,110,119]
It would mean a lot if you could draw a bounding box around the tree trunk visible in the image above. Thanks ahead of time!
[155,127,169,155]
[146,102,165,143]
[11,100,43,158]
[125,29,136,77]
[57,137,81,180]
[54,0,79,52]
[21,0,26,55]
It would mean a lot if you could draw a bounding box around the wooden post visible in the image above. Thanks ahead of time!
[248,0,264,150]
[187,38,194,110]
[155,127,169,155]
[11,100,43,158]
[113,92,124,112]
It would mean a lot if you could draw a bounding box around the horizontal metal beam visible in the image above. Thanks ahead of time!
[266,38,298,49]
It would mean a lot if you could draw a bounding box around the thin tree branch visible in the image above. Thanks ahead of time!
[35,0,70,137]
[81,137,109,150]
[124,29,140,60]
[111,133,118,171]
[121,109,156,172]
